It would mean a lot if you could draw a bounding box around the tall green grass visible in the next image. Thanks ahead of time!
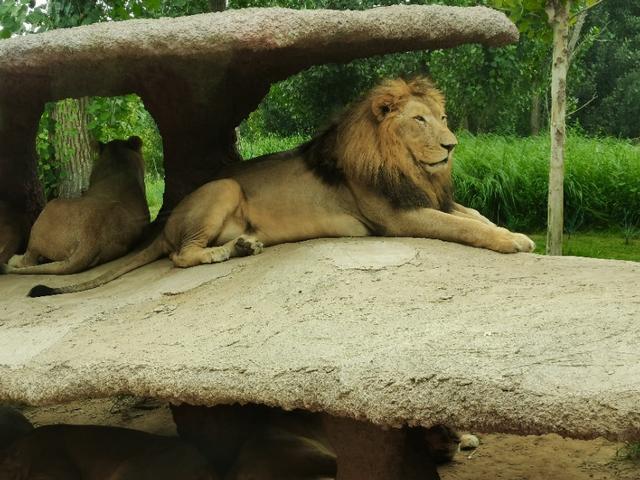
[145,175,164,221]
[618,441,640,462]
[453,133,640,232]
[530,231,639,262]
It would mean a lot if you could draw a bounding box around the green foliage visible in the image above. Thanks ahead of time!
[243,51,434,136]
[35,95,164,197]
[617,441,640,462]
[145,176,165,220]
[453,132,640,232]
[87,95,164,178]
[103,0,211,19]
[491,0,552,41]
[574,0,640,138]
[491,0,600,34]
[44,0,104,28]
[35,104,58,199]
[430,42,539,134]
[235,0,557,137]
[0,0,48,37]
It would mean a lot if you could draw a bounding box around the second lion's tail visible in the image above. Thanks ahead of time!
[28,236,168,298]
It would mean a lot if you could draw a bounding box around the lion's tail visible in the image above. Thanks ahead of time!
[28,236,168,298]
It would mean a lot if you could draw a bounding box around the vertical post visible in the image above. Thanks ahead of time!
[0,81,45,232]
[546,0,571,255]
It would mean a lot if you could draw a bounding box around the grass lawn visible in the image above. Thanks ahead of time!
[145,176,164,221]
[529,231,640,262]
[619,441,640,462]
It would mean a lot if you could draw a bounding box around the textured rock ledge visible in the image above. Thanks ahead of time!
[0,6,518,97]
[0,238,638,441]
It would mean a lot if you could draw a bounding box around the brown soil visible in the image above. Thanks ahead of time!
[440,433,637,480]
[15,397,639,479]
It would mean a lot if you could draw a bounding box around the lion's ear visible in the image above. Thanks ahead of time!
[371,94,399,122]
[126,136,143,151]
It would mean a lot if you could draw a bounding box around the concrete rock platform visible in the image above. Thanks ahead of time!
[0,238,638,441]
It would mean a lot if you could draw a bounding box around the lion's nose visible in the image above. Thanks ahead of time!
[441,143,456,153]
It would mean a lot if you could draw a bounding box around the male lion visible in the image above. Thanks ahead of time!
[27,77,534,297]
[1,136,149,277]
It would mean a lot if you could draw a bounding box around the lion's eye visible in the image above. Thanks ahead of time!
[414,115,426,124]
[441,115,448,122]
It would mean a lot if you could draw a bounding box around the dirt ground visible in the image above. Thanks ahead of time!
[13,397,638,480]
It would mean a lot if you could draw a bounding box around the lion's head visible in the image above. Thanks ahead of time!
[91,135,146,193]
[331,77,457,211]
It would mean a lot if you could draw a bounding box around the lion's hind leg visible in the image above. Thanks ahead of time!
[170,235,263,268]
[233,235,264,257]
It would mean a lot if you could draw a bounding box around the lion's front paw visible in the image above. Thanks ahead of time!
[512,232,535,252]
[208,248,231,263]
[7,254,24,268]
[235,236,264,256]
[493,229,535,253]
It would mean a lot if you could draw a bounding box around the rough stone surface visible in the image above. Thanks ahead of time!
[0,238,638,441]
[0,6,518,96]
[0,5,519,215]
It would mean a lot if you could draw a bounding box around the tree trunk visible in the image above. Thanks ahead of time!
[545,0,571,256]
[530,90,542,135]
[51,97,97,199]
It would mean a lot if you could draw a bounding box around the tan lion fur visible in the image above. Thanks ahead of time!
[2,137,149,277]
[26,77,534,297]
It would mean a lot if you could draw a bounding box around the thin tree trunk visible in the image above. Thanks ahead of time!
[568,7,587,65]
[546,0,571,256]
[52,97,97,199]
[530,91,542,135]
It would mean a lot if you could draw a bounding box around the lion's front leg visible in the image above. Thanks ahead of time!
[385,208,534,254]
[451,203,496,226]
